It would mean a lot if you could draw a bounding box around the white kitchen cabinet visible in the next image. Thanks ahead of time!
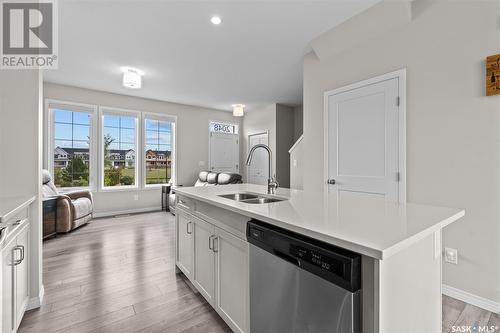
[214,227,249,333]
[175,202,249,333]
[2,237,15,333]
[1,223,29,333]
[14,226,29,327]
[192,216,215,305]
[175,210,194,279]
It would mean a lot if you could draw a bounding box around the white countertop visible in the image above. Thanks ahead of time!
[175,184,465,260]
[0,195,36,223]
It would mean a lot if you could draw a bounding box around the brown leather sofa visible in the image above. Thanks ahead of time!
[42,170,93,233]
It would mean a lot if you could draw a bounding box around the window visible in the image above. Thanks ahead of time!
[144,117,174,186]
[48,103,95,189]
[101,111,138,188]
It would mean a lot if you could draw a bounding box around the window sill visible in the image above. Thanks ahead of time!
[143,184,170,190]
[99,186,139,193]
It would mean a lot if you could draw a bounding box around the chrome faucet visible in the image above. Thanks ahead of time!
[245,144,279,194]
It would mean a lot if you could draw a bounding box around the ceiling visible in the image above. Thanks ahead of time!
[44,0,380,111]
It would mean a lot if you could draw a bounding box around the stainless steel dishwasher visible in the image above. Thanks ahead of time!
[247,220,362,333]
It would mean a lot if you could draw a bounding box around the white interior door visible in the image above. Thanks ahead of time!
[247,132,268,185]
[209,132,239,173]
[326,76,402,202]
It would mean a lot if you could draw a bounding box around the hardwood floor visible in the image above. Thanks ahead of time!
[19,212,231,333]
[19,211,498,333]
[442,295,499,333]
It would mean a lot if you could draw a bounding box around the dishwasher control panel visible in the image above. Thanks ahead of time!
[291,245,344,276]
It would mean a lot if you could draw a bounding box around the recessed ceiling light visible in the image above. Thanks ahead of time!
[232,104,245,117]
[211,16,222,25]
[121,67,144,89]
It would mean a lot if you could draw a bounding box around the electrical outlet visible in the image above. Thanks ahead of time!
[133,194,139,201]
[444,247,458,265]
[293,159,298,167]
[199,161,206,167]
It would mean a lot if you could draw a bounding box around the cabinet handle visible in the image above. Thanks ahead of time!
[213,236,219,253]
[208,235,214,250]
[186,222,192,234]
[13,246,23,265]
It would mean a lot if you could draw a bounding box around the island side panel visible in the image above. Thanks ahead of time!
[377,231,442,333]
[362,255,379,333]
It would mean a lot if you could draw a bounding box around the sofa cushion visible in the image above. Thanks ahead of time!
[217,173,242,185]
[73,197,93,220]
[207,172,218,184]
[42,169,52,184]
[198,171,209,182]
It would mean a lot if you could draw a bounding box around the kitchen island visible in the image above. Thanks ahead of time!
[173,184,464,333]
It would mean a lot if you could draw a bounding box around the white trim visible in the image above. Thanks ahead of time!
[93,207,161,218]
[142,112,177,188]
[27,285,44,311]
[442,284,500,314]
[323,68,407,203]
[288,134,304,154]
[99,106,141,191]
[45,99,98,191]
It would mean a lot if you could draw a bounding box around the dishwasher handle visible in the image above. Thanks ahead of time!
[273,249,300,267]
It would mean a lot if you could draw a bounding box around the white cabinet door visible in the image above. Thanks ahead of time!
[2,239,15,333]
[176,210,193,279]
[214,227,249,333]
[15,226,29,327]
[192,217,215,305]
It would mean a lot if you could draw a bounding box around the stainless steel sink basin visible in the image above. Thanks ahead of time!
[218,193,259,201]
[218,192,286,204]
[241,197,284,204]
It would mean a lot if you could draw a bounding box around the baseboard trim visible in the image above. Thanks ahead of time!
[27,285,44,310]
[93,207,161,218]
[443,284,500,314]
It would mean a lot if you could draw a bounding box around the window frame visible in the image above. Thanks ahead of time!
[45,99,98,192]
[99,106,141,192]
[142,112,177,189]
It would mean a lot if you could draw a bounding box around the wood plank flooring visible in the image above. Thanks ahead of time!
[19,211,498,333]
[19,212,231,333]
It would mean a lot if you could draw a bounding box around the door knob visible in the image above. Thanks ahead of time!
[327,179,336,185]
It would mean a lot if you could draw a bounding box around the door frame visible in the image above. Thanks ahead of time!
[323,68,407,203]
[246,131,269,183]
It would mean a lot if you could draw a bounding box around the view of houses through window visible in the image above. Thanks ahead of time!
[145,118,172,185]
[53,110,91,188]
[50,103,174,189]
[103,114,137,187]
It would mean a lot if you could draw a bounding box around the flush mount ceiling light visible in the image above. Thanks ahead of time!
[210,16,222,25]
[232,104,245,117]
[121,67,144,89]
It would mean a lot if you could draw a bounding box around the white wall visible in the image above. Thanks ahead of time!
[44,83,241,215]
[303,1,500,303]
[0,70,43,307]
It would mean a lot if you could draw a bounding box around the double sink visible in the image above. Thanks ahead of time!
[218,192,287,204]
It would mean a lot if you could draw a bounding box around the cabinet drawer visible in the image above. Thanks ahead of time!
[177,195,194,211]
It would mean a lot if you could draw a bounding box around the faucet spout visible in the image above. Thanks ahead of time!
[245,144,279,194]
